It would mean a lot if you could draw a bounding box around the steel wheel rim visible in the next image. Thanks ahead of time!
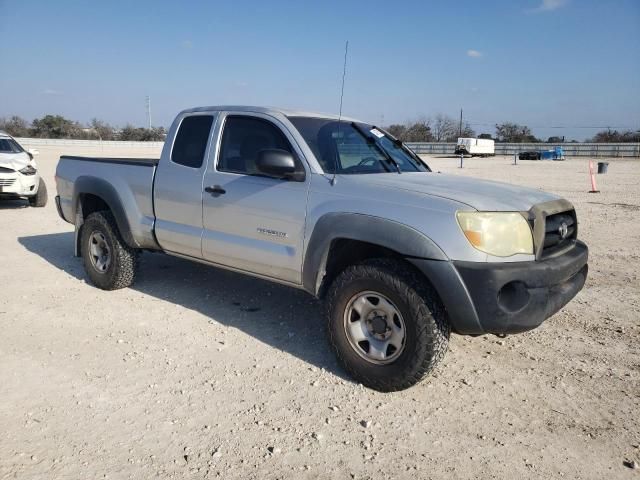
[89,231,111,273]
[343,290,406,365]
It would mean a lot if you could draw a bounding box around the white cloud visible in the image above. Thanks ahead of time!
[41,88,62,95]
[467,49,483,58]
[528,0,568,13]
[181,40,193,49]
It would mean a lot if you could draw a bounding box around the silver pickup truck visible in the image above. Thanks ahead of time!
[55,106,588,391]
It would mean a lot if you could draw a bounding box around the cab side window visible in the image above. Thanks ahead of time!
[218,116,294,175]
[171,115,214,168]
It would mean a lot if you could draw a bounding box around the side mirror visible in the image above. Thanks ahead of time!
[27,148,39,156]
[256,149,304,181]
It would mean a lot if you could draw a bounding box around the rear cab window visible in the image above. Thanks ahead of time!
[171,115,214,168]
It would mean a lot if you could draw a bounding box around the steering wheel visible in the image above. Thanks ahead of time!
[357,157,380,167]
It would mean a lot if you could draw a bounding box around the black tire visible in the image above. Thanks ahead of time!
[325,258,450,392]
[80,211,138,290]
[28,178,47,207]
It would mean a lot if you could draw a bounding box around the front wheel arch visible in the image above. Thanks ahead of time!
[302,213,448,296]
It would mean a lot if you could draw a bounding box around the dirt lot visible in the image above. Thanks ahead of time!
[1,145,638,480]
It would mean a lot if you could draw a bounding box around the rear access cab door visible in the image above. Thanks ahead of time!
[153,113,217,257]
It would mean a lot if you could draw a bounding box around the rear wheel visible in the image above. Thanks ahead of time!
[28,179,47,207]
[326,258,450,392]
[80,211,138,290]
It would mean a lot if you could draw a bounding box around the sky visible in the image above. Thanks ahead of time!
[1,0,639,141]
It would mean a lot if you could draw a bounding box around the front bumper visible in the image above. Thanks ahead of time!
[410,240,589,335]
[0,172,39,197]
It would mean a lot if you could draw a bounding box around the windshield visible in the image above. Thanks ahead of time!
[288,117,430,174]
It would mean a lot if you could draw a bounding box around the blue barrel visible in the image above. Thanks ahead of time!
[554,146,564,159]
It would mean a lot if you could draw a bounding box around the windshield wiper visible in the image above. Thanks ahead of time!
[374,126,431,172]
[350,122,401,174]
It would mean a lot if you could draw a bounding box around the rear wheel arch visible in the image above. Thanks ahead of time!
[72,177,136,252]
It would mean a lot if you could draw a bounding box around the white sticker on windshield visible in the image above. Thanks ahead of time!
[370,128,385,138]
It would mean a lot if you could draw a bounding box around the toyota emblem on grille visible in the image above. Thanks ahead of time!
[558,222,569,239]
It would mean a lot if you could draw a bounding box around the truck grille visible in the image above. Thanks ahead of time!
[0,178,16,186]
[542,210,577,255]
[0,166,16,173]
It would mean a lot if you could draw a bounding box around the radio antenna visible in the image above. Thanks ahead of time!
[332,40,349,186]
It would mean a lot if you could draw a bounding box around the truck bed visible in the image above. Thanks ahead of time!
[56,155,160,251]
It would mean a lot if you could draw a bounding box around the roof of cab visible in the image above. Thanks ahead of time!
[177,105,361,123]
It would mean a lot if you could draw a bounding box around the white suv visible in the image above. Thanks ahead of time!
[0,131,47,207]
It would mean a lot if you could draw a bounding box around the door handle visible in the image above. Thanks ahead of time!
[205,185,226,196]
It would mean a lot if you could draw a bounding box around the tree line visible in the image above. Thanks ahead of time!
[588,129,640,143]
[1,113,638,143]
[0,115,166,141]
[384,114,639,143]
[385,114,476,143]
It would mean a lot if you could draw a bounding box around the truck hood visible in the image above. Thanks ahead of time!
[0,152,32,171]
[356,172,560,211]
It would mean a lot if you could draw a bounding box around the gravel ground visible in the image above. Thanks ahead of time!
[1,146,638,479]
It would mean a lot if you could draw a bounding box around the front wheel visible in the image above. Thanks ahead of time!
[28,178,47,207]
[325,258,450,392]
[80,211,138,290]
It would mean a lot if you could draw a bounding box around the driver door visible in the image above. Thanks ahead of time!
[201,113,310,284]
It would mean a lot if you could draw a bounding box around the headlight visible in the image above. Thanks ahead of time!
[456,211,534,257]
[19,165,37,176]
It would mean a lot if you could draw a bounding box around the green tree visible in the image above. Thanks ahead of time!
[403,118,433,142]
[90,118,116,140]
[386,124,407,140]
[119,124,166,141]
[495,122,538,143]
[31,115,81,139]
[119,124,143,141]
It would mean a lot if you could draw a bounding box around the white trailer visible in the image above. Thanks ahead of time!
[455,138,495,157]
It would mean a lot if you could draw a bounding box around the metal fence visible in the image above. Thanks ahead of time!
[405,142,640,157]
[15,137,164,149]
[12,137,640,157]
